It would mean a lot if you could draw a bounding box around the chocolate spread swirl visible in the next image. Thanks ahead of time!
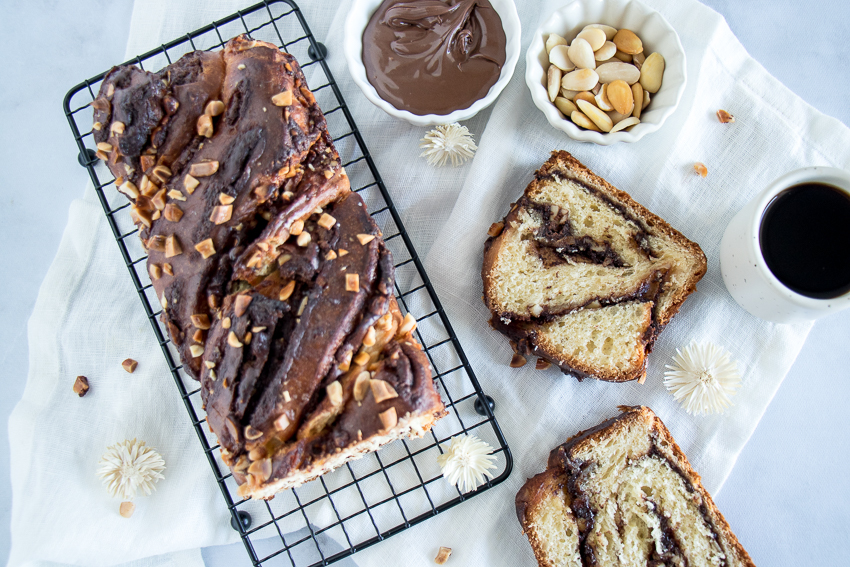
[362,0,507,115]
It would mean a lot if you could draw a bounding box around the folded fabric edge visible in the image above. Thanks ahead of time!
[7,190,104,567]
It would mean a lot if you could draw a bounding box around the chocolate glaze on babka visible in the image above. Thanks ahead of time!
[92,35,445,498]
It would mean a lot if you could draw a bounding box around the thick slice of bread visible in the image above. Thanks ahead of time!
[483,151,706,382]
[517,407,755,567]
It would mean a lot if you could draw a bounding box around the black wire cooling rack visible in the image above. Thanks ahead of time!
[63,1,512,565]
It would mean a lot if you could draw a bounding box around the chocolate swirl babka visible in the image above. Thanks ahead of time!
[483,151,707,382]
[516,406,755,567]
[92,35,445,499]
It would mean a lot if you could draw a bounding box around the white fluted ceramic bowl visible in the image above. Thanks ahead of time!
[526,0,686,145]
[344,0,521,126]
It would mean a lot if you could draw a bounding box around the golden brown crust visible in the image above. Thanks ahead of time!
[515,468,574,567]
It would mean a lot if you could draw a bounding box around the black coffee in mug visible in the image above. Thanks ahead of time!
[759,182,850,299]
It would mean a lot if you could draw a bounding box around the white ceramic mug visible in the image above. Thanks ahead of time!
[720,166,850,323]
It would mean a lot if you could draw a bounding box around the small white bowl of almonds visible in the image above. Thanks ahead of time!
[526,0,686,145]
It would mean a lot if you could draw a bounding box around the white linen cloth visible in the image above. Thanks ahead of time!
[8,0,850,566]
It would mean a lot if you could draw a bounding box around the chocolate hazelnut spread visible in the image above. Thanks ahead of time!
[362,0,507,116]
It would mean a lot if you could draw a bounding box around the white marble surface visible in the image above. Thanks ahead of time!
[1,0,848,565]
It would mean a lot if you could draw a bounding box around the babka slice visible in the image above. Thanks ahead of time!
[92,35,446,498]
[516,406,755,567]
[483,151,706,382]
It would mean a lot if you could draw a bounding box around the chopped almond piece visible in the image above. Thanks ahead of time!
[510,353,527,368]
[73,375,90,397]
[121,358,138,373]
[189,161,219,177]
[353,352,370,366]
[195,238,216,259]
[345,273,360,292]
[234,294,253,317]
[716,109,735,123]
[354,371,371,401]
[435,547,453,565]
[317,213,336,230]
[279,280,296,301]
[271,90,293,106]
[147,235,166,252]
[210,205,233,224]
[183,174,199,194]
[191,313,211,329]
[165,234,182,258]
[370,379,399,403]
[119,501,135,518]
[326,381,343,406]
[163,203,183,222]
[227,331,243,348]
[274,413,290,431]
[379,407,398,430]
[488,222,504,237]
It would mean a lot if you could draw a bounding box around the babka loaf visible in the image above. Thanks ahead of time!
[516,406,755,567]
[483,151,706,382]
[92,35,445,498]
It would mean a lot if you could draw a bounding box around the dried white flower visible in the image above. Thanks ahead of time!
[97,438,165,500]
[419,123,477,167]
[437,434,497,492]
[664,341,742,416]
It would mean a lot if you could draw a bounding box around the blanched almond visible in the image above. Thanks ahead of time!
[606,109,629,123]
[610,116,640,132]
[560,88,580,100]
[546,33,568,54]
[576,99,613,132]
[631,83,644,118]
[548,45,574,72]
[571,110,600,131]
[594,41,617,61]
[576,28,606,51]
[567,38,596,70]
[613,29,643,54]
[582,24,617,41]
[596,61,641,85]
[613,50,632,62]
[561,69,599,92]
[554,97,578,116]
[606,80,634,115]
[639,52,665,93]
[643,90,651,109]
[595,85,614,111]
[632,51,646,70]
[574,91,596,106]
[547,65,562,102]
